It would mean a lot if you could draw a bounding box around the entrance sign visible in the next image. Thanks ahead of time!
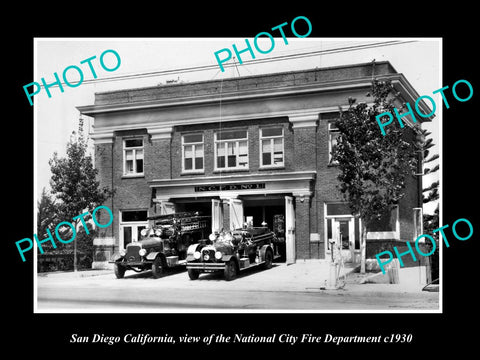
[194,183,265,192]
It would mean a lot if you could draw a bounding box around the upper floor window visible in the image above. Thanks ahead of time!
[124,138,144,176]
[260,127,284,168]
[328,122,340,165]
[215,129,248,170]
[182,133,204,173]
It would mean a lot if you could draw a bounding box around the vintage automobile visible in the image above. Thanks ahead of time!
[185,226,280,281]
[110,212,210,279]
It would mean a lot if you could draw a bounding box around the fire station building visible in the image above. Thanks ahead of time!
[78,61,429,270]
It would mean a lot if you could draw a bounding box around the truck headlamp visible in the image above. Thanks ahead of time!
[139,249,147,256]
[194,251,201,259]
[209,233,217,241]
[215,251,222,260]
[154,229,162,236]
[141,229,148,237]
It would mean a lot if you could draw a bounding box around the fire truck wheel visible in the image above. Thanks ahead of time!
[224,259,237,281]
[187,268,200,280]
[152,256,166,279]
[114,263,126,279]
[264,249,273,269]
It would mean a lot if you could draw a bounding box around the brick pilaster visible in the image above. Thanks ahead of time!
[295,195,311,260]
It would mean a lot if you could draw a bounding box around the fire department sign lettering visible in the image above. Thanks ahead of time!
[194,183,266,192]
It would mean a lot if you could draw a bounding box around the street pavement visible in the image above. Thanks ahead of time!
[36,260,440,312]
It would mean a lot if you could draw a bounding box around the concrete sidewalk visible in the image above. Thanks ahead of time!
[37,260,433,294]
[230,260,430,293]
[37,269,112,278]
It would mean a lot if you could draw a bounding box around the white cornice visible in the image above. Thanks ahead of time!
[148,126,173,140]
[77,75,390,116]
[90,125,173,143]
[150,171,316,200]
[80,73,433,133]
[292,190,313,198]
[289,113,319,128]
[149,170,316,187]
[160,189,313,199]
[220,192,239,200]
[90,131,114,144]
[88,106,349,139]
[77,73,434,122]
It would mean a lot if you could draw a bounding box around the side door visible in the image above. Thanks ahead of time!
[120,224,148,249]
[119,210,148,250]
[230,198,244,231]
[160,201,175,215]
[211,199,223,233]
[332,217,355,263]
[285,196,296,264]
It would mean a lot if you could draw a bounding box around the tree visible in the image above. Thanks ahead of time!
[36,187,58,252]
[419,128,440,205]
[332,79,417,273]
[49,118,113,271]
[419,128,440,282]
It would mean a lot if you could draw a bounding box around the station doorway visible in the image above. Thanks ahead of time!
[174,198,212,217]
[243,196,286,262]
[168,195,291,262]
[243,198,284,228]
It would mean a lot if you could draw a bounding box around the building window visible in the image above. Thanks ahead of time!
[182,133,204,173]
[366,205,400,240]
[328,122,340,164]
[119,210,148,249]
[215,129,248,170]
[260,127,284,167]
[325,203,361,252]
[123,138,144,176]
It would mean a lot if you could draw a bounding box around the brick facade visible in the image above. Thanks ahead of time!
[171,118,292,178]
[81,62,429,269]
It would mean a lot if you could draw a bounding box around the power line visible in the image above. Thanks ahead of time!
[37,40,417,88]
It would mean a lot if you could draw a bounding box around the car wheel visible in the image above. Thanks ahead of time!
[114,263,126,279]
[187,268,200,280]
[264,249,273,269]
[224,259,237,281]
[152,256,166,279]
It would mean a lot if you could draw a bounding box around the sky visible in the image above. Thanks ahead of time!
[34,37,441,214]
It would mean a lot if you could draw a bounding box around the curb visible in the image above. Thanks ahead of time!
[38,270,111,278]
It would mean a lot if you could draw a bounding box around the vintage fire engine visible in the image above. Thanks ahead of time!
[110,212,210,279]
[185,226,280,281]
